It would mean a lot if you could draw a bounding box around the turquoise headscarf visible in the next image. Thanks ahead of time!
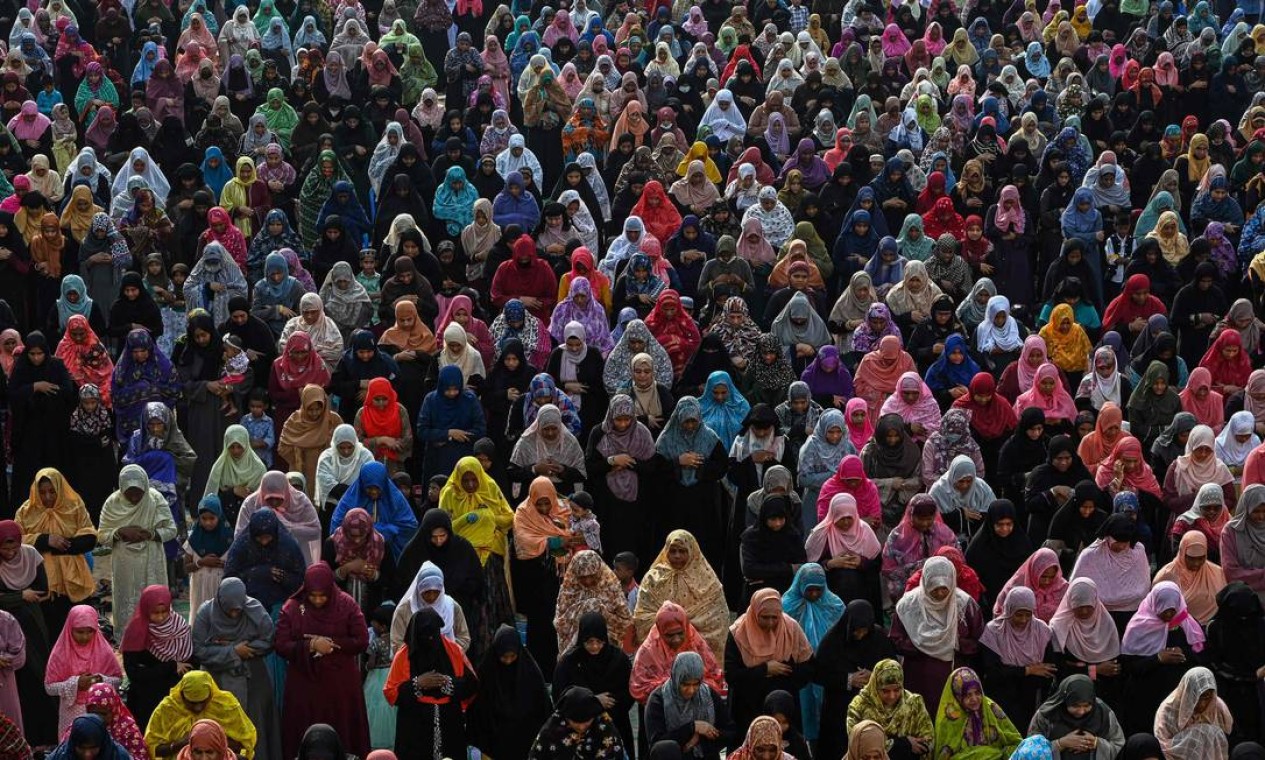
[698,370,750,446]
[433,166,478,235]
[57,274,95,328]
[781,562,845,740]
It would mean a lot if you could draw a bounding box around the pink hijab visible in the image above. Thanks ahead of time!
[1016,335,1047,389]
[805,493,882,561]
[1071,534,1152,612]
[46,604,123,700]
[7,100,51,141]
[844,397,874,451]
[1014,362,1078,421]
[1119,581,1205,656]
[815,455,883,522]
[980,586,1053,664]
[881,493,957,572]
[1049,578,1121,663]
[993,547,1068,622]
[877,372,942,439]
[881,23,911,56]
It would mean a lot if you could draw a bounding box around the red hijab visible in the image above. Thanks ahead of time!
[952,372,1017,440]
[1199,330,1252,393]
[916,171,948,214]
[645,289,701,377]
[922,196,965,239]
[631,180,684,244]
[361,377,403,460]
[1101,274,1166,332]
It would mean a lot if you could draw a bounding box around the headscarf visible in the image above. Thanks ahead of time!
[633,529,729,655]
[806,493,882,560]
[729,588,814,667]
[993,547,1068,622]
[1153,531,1226,624]
[1015,362,1079,421]
[895,556,968,661]
[1154,667,1233,756]
[54,314,114,406]
[596,394,656,501]
[1226,483,1265,568]
[975,295,1024,352]
[46,604,123,693]
[879,372,942,435]
[1071,513,1152,616]
[1120,581,1205,655]
[632,602,725,704]
[120,585,194,661]
[1049,577,1120,662]
[554,550,633,649]
[848,659,933,736]
[1170,424,1235,494]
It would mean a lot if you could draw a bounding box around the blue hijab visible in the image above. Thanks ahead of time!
[425,364,484,432]
[699,370,750,446]
[189,494,235,556]
[782,562,845,646]
[254,251,301,303]
[131,41,160,84]
[331,461,419,560]
[843,186,891,238]
[1024,41,1051,77]
[317,180,372,244]
[864,236,906,288]
[1061,187,1102,236]
[434,166,478,234]
[837,209,881,258]
[201,146,234,197]
[654,396,722,486]
[924,333,981,391]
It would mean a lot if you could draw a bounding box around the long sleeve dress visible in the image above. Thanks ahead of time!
[273,573,371,759]
[97,473,179,630]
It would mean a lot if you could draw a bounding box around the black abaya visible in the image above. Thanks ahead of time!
[551,613,635,753]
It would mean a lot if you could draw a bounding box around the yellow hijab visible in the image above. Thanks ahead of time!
[438,456,514,560]
[145,671,258,759]
[1039,303,1093,373]
[675,140,723,183]
[15,468,96,602]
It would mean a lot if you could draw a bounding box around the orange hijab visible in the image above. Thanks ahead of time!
[728,588,814,667]
[512,476,571,559]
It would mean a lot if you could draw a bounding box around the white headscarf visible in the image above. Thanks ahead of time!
[495,133,544,180]
[314,423,374,506]
[698,90,746,142]
[400,561,456,636]
[894,555,968,661]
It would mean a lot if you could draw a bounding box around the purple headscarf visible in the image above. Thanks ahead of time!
[549,276,614,354]
[780,138,832,188]
[800,345,854,397]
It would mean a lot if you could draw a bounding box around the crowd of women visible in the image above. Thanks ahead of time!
[7,0,1265,755]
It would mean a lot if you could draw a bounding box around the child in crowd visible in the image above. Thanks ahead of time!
[144,253,187,358]
[424,474,446,516]
[240,388,275,468]
[219,335,248,417]
[566,491,602,555]
[1103,212,1135,302]
[358,248,383,325]
[50,103,77,172]
[364,603,397,749]
[183,494,232,613]
[37,80,63,117]
[391,472,423,520]
[613,551,639,613]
